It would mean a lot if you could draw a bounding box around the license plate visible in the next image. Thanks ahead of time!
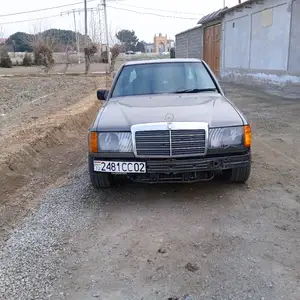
[93,161,146,173]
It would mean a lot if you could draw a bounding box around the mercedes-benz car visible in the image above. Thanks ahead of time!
[88,58,252,188]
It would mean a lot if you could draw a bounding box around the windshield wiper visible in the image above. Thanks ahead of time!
[174,88,217,94]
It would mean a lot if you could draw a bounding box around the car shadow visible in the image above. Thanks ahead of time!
[84,175,249,211]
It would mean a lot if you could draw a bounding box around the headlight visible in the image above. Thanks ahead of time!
[98,132,133,152]
[209,126,244,149]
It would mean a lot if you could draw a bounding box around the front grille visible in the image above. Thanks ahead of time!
[135,129,206,157]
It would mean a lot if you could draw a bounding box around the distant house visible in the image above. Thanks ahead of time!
[142,42,154,53]
[175,0,300,92]
[142,36,175,54]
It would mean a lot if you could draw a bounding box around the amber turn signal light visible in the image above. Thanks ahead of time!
[244,125,252,147]
[89,132,98,153]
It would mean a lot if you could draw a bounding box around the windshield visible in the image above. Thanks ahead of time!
[111,61,218,97]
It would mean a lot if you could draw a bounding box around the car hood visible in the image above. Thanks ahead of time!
[93,93,245,131]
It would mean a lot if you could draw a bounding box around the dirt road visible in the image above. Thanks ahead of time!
[1,83,300,300]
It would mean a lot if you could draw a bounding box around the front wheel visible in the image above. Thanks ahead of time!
[89,172,113,189]
[88,156,113,189]
[222,165,251,183]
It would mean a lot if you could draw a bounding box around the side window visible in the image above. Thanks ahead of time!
[112,67,136,97]
[195,64,215,89]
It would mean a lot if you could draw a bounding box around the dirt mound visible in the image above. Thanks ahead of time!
[0,94,101,202]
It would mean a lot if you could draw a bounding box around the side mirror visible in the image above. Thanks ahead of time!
[97,89,109,100]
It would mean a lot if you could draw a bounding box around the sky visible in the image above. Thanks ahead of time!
[1,0,242,43]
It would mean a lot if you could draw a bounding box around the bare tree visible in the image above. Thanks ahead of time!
[31,36,56,73]
[62,45,73,73]
[108,44,121,74]
[0,25,5,51]
[23,24,58,73]
[81,16,121,75]
[60,33,78,74]
[106,26,121,75]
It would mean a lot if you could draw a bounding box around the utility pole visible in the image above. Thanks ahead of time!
[102,0,111,66]
[84,0,88,74]
[72,10,81,64]
[97,4,103,54]
[61,9,81,64]
[223,0,226,8]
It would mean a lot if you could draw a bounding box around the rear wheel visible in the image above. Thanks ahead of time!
[88,156,113,189]
[222,165,251,183]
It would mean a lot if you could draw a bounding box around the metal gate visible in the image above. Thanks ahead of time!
[203,24,221,76]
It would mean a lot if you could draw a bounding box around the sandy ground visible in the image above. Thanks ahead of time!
[0,57,148,76]
[0,75,102,116]
[0,75,110,237]
[1,82,300,300]
[0,54,168,76]
[0,63,112,76]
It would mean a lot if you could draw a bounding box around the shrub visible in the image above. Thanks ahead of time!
[100,51,108,63]
[0,50,13,68]
[84,43,98,73]
[22,53,33,66]
[84,43,98,58]
[170,47,175,58]
[109,44,121,74]
[33,43,55,72]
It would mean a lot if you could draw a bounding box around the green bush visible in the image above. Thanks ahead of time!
[0,51,13,68]
[23,53,33,66]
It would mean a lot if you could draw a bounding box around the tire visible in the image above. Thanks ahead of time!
[88,156,113,189]
[90,172,112,189]
[222,165,251,183]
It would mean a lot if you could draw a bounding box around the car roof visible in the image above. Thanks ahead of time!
[123,58,203,66]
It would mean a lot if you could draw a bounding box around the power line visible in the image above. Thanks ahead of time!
[114,2,205,16]
[0,14,62,25]
[61,9,81,63]
[0,7,99,25]
[107,5,199,20]
[0,0,97,18]
[0,3,200,26]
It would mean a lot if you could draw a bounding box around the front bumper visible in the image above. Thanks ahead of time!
[143,153,250,173]
[89,152,251,183]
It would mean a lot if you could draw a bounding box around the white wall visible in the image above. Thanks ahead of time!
[250,3,291,70]
[224,15,250,69]
[288,0,300,73]
[222,0,291,72]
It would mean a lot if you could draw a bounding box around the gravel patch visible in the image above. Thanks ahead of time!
[0,167,93,300]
